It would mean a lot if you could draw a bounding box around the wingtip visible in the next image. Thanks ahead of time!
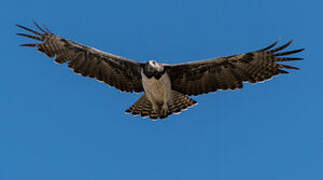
[270,40,295,53]
[284,39,294,47]
[259,40,279,51]
[298,48,305,52]
[16,32,42,41]
[19,43,37,47]
[32,20,48,33]
[16,23,43,36]
[281,64,300,70]
[15,24,27,30]
[295,48,305,54]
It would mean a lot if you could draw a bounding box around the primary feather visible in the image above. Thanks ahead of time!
[166,40,304,96]
[17,22,143,93]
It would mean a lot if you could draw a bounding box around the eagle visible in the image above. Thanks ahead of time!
[16,22,304,120]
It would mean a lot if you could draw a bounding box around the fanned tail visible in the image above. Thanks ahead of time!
[125,94,159,120]
[168,90,197,115]
[125,91,197,120]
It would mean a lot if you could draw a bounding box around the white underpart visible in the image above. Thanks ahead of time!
[141,70,172,112]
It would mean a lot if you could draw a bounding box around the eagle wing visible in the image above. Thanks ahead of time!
[17,22,144,93]
[166,41,304,96]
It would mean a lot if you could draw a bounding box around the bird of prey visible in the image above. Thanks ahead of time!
[16,22,304,120]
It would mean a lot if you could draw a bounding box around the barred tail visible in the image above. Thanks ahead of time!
[125,91,197,120]
[168,90,197,115]
[125,94,159,119]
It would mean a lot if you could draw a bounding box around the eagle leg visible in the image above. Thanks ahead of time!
[160,103,169,119]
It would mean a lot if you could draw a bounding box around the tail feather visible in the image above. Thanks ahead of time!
[125,91,197,120]
[125,94,151,117]
[169,91,197,114]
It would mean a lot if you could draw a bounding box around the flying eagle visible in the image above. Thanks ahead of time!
[16,22,304,120]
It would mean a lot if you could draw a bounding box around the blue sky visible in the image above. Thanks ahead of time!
[1,0,322,179]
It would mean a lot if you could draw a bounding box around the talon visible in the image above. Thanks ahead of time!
[161,104,169,117]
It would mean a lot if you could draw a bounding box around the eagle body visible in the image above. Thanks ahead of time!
[141,69,173,118]
[137,60,197,119]
[17,22,304,120]
[141,63,172,107]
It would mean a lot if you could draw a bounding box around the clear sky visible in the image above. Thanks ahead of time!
[1,0,322,179]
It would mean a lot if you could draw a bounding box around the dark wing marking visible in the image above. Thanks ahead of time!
[17,22,144,93]
[166,41,304,96]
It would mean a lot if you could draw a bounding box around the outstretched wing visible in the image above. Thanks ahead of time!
[166,41,304,96]
[16,22,144,93]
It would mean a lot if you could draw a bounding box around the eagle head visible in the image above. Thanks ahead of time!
[148,60,164,72]
[143,60,166,79]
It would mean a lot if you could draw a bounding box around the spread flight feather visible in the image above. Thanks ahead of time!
[17,22,304,120]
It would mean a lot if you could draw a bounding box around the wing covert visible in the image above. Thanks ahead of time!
[166,41,304,96]
[17,22,144,93]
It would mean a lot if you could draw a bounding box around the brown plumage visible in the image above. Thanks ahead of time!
[17,22,304,120]
[16,23,144,93]
[166,41,304,96]
[125,91,197,120]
